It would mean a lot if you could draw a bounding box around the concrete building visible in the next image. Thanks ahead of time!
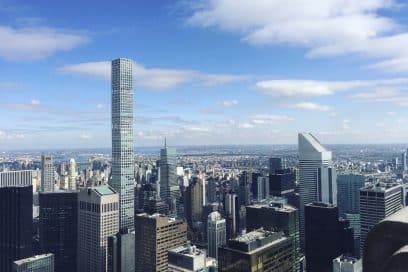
[360,182,403,254]
[305,202,354,272]
[218,229,295,272]
[107,229,135,272]
[0,170,33,188]
[332,255,362,272]
[0,185,33,272]
[135,213,187,272]
[298,132,336,249]
[110,58,135,231]
[78,185,119,272]
[41,155,54,192]
[363,207,408,271]
[224,193,239,240]
[39,191,78,272]
[246,201,300,271]
[68,158,77,190]
[13,253,54,272]
[252,176,269,201]
[207,211,226,259]
[168,244,207,272]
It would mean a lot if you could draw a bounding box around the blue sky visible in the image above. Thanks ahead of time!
[1,0,408,149]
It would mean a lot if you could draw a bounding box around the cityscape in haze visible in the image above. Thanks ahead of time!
[2,1,408,272]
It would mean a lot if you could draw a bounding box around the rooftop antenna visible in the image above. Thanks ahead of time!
[164,137,167,148]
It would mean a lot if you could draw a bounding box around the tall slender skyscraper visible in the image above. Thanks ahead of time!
[68,159,77,191]
[110,58,134,231]
[298,132,336,249]
[41,155,54,192]
[207,211,226,259]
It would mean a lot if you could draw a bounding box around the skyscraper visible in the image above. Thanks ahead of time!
[269,157,284,175]
[360,182,403,254]
[298,132,336,249]
[207,211,226,259]
[68,158,77,191]
[135,213,187,272]
[41,155,54,192]
[246,201,300,272]
[238,171,252,206]
[39,191,78,272]
[224,193,239,240]
[0,170,33,188]
[159,141,180,217]
[218,229,295,272]
[13,253,54,272]
[185,176,204,227]
[110,58,135,231]
[78,185,119,272]
[0,185,33,272]
[337,174,364,217]
[305,203,354,272]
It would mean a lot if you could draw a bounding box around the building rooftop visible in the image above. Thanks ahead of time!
[248,200,297,213]
[227,229,287,253]
[94,185,116,196]
[333,254,360,264]
[361,182,401,192]
[13,253,53,266]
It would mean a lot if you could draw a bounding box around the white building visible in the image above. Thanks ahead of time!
[78,185,119,272]
[207,211,226,259]
[41,155,54,192]
[68,158,77,190]
[333,255,362,272]
[168,244,206,272]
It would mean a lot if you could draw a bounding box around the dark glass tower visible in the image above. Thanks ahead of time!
[39,191,78,272]
[305,202,354,272]
[0,185,33,272]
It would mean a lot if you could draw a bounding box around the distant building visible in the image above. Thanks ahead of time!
[332,255,362,272]
[238,171,252,206]
[68,159,77,190]
[185,176,204,227]
[110,58,135,231]
[360,182,403,255]
[207,211,226,259]
[168,244,207,272]
[39,191,78,272]
[41,155,54,192]
[298,132,336,249]
[135,213,187,272]
[337,174,364,217]
[13,253,54,272]
[0,170,33,188]
[224,193,239,240]
[218,229,295,272]
[269,169,295,197]
[269,157,285,175]
[0,185,33,272]
[252,176,269,201]
[78,185,119,272]
[305,203,354,272]
[246,201,300,271]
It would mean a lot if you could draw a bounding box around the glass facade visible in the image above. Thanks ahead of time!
[110,58,135,230]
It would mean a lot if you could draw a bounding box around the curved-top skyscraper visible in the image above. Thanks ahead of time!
[110,58,134,231]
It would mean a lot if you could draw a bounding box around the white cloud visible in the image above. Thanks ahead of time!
[255,78,408,97]
[30,99,40,106]
[187,0,408,72]
[221,99,238,107]
[342,119,351,129]
[59,60,247,90]
[79,133,92,140]
[290,102,332,112]
[96,103,105,109]
[238,123,254,129]
[0,130,25,140]
[0,26,88,61]
[250,114,293,124]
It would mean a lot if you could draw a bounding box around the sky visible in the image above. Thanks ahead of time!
[1,0,408,149]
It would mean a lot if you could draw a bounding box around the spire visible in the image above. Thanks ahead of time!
[164,137,167,148]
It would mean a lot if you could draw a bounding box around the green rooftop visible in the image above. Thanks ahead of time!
[94,185,116,195]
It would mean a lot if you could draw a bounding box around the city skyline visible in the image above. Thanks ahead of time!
[2,1,408,149]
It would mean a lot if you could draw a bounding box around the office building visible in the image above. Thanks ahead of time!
[41,155,54,192]
[68,158,77,190]
[269,169,296,197]
[135,213,187,272]
[13,253,54,272]
[238,171,252,206]
[207,177,218,203]
[168,244,207,272]
[337,174,364,217]
[0,185,33,272]
[224,193,239,240]
[185,176,204,227]
[107,229,135,272]
[78,185,119,272]
[252,176,269,201]
[305,203,354,272]
[269,157,284,175]
[207,211,226,259]
[39,191,78,272]
[218,229,295,272]
[110,58,135,231]
[332,255,362,272]
[159,142,180,217]
[246,201,300,271]
[360,182,403,254]
[0,170,33,188]
[363,207,408,271]
[298,132,336,249]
